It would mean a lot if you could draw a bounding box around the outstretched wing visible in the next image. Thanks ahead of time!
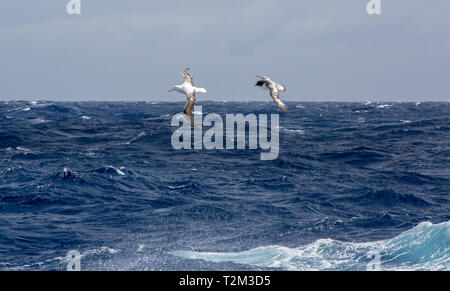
[180,68,194,86]
[183,92,196,127]
[277,100,289,114]
[269,87,279,100]
[276,83,287,92]
[270,87,289,114]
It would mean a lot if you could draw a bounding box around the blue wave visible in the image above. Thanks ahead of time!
[171,221,450,270]
[0,101,449,270]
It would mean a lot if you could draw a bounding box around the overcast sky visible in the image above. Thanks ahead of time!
[0,0,449,102]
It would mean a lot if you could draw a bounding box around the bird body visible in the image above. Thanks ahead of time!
[169,68,207,126]
[255,76,289,114]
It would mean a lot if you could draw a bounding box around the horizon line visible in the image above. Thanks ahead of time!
[1,99,449,104]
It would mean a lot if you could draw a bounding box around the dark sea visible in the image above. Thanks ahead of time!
[0,101,449,270]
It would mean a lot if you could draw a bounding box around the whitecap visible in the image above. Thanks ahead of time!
[171,221,450,271]
[56,246,120,268]
[104,166,126,176]
[126,132,146,145]
[83,246,119,256]
[145,114,171,121]
[16,146,31,152]
[168,184,189,190]
[283,128,305,135]
[29,118,48,124]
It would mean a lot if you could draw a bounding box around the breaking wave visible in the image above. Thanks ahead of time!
[172,221,450,270]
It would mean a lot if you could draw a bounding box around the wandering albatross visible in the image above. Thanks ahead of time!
[255,76,289,114]
[168,68,207,126]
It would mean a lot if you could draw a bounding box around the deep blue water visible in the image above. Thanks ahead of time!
[0,101,448,270]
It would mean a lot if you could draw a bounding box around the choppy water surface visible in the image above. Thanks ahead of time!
[0,101,448,270]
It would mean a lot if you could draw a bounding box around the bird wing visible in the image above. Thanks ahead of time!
[275,83,287,92]
[255,80,266,87]
[277,100,289,114]
[270,87,289,114]
[257,75,270,80]
[180,68,194,86]
[183,92,196,127]
[269,86,279,100]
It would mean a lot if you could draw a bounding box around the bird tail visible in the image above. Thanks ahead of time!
[195,87,207,94]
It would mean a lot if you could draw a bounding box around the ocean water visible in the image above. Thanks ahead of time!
[0,101,448,271]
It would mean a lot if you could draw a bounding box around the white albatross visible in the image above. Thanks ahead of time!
[255,75,289,114]
[168,68,207,126]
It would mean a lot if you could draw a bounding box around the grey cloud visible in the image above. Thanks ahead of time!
[0,0,449,101]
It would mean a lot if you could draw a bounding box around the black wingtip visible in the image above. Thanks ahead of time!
[255,80,265,87]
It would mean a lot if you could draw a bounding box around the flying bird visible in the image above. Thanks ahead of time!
[255,76,289,114]
[168,68,207,126]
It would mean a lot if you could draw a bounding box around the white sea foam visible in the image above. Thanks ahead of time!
[16,146,31,152]
[126,132,146,145]
[281,127,306,135]
[29,118,48,124]
[106,166,126,176]
[171,221,450,271]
